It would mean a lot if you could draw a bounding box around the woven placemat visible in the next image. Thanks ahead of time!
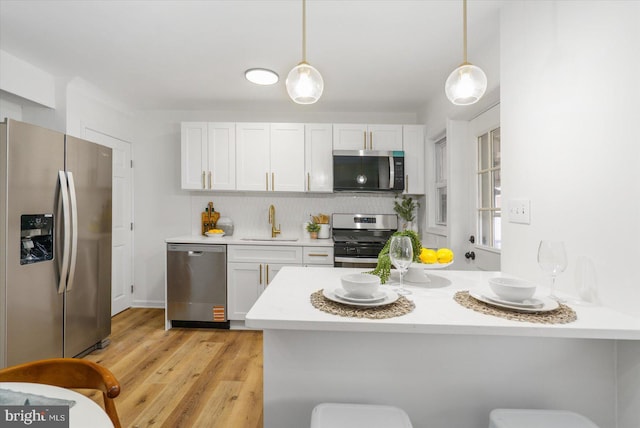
[310,289,415,319]
[454,290,577,324]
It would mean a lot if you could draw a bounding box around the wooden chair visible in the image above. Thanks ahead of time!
[0,358,122,428]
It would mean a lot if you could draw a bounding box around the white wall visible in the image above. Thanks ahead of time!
[0,50,56,108]
[65,77,136,142]
[501,0,640,319]
[500,2,640,427]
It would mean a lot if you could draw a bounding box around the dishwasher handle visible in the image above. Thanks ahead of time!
[188,251,204,256]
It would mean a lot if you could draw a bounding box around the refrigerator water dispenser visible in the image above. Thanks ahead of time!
[20,214,54,265]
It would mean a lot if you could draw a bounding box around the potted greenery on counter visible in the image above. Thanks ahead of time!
[306,222,321,239]
[393,195,419,231]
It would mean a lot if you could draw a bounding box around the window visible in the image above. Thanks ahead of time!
[477,127,501,249]
[434,137,447,225]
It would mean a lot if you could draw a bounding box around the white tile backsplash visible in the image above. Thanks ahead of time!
[190,192,399,237]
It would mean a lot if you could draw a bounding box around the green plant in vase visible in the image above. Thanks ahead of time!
[393,195,419,230]
[306,222,321,238]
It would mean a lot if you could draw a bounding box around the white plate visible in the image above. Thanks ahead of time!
[334,288,387,303]
[205,232,225,238]
[323,288,399,307]
[469,289,559,313]
[482,293,544,308]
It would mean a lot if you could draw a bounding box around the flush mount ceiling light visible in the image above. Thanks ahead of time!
[445,0,487,105]
[245,68,279,85]
[286,0,324,104]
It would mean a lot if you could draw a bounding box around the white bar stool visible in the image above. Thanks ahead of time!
[489,409,600,428]
[311,403,414,428]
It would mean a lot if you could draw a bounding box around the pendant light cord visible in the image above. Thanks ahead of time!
[302,0,307,63]
[463,0,468,64]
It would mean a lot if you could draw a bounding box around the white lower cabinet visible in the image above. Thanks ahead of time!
[227,245,303,321]
[303,246,334,266]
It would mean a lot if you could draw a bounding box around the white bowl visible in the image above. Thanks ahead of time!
[205,231,225,238]
[340,273,381,298]
[488,277,537,302]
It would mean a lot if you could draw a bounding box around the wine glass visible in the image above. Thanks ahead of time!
[389,236,414,295]
[537,240,568,302]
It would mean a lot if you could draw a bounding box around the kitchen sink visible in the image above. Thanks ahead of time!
[240,237,299,242]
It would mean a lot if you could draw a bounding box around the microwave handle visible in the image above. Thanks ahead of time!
[388,156,395,189]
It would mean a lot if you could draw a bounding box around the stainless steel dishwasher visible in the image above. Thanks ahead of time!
[166,243,229,329]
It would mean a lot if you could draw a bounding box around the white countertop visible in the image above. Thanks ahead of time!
[165,235,333,247]
[245,266,640,340]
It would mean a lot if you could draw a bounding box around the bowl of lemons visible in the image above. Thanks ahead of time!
[205,229,225,238]
[405,247,454,283]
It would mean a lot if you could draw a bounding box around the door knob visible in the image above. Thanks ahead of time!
[465,251,476,260]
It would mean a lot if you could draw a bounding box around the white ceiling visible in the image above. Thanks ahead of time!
[0,0,503,114]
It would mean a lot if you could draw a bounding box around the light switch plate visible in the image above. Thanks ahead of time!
[508,199,530,224]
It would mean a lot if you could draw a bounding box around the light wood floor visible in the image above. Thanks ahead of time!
[82,308,263,428]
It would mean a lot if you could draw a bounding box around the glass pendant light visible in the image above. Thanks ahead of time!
[286,0,324,104]
[445,0,487,105]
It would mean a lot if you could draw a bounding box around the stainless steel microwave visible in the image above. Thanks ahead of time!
[333,150,405,192]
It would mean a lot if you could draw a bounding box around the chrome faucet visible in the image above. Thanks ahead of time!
[268,204,281,238]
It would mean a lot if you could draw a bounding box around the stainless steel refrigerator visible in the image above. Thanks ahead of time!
[0,119,112,368]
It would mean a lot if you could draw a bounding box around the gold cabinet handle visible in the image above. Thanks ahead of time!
[363,131,366,150]
[271,172,275,191]
[307,173,310,191]
[266,264,270,284]
[369,131,373,149]
[308,253,329,257]
[265,172,269,191]
[208,171,212,189]
[405,174,408,193]
[202,171,206,189]
[259,264,263,285]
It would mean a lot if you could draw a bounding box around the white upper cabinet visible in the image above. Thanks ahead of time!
[402,125,425,195]
[236,123,270,191]
[208,123,236,190]
[367,125,403,151]
[181,122,207,189]
[333,124,403,151]
[181,122,235,190]
[332,124,367,150]
[236,123,305,192]
[270,123,305,192]
[304,124,333,192]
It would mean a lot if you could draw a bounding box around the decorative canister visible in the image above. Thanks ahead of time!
[217,217,234,236]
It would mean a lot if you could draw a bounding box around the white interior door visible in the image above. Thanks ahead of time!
[84,128,133,315]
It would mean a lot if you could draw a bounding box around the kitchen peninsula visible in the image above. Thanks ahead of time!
[246,266,640,428]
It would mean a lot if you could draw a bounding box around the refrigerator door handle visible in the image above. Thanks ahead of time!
[65,171,79,292]
[58,171,71,294]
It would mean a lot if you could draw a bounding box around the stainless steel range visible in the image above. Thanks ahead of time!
[332,213,398,268]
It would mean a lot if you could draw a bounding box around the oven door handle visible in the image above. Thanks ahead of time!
[334,256,380,264]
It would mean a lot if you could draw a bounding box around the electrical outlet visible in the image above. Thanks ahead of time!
[508,199,530,224]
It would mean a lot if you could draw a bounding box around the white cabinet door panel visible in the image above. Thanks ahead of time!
[368,124,403,151]
[208,123,236,190]
[181,122,208,190]
[333,124,367,150]
[305,124,333,192]
[270,123,305,192]
[236,123,270,191]
[403,125,425,195]
[227,262,262,321]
